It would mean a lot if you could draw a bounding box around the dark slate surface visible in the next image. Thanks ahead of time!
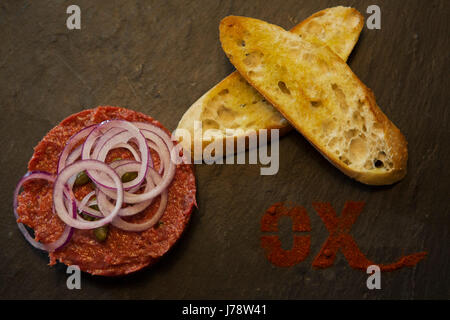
[0,0,448,299]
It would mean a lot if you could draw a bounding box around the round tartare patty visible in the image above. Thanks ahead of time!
[16,106,196,276]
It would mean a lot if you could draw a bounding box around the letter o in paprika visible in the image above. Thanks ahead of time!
[260,203,311,267]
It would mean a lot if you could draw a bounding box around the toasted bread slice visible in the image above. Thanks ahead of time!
[219,16,407,185]
[176,7,364,160]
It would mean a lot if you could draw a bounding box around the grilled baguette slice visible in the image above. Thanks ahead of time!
[219,16,407,185]
[176,7,364,160]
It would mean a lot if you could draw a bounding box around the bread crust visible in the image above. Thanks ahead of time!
[177,7,363,159]
[219,16,407,185]
[290,7,364,61]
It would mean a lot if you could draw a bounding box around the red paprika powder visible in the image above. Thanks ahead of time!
[261,202,427,271]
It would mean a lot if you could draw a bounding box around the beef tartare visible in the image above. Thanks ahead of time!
[14,106,196,276]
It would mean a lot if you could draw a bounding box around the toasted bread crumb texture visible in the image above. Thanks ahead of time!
[293,6,363,61]
[198,7,363,133]
[199,72,288,132]
[177,7,364,152]
[220,16,407,184]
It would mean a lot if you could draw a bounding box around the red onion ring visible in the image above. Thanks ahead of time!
[94,130,149,190]
[13,171,74,252]
[66,144,82,167]
[90,128,145,166]
[109,159,135,169]
[98,129,175,204]
[63,177,103,218]
[134,122,187,165]
[53,160,123,229]
[16,120,178,251]
[90,127,125,159]
[77,191,102,218]
[82,120,149,191]
[112,142,141,162]
[97,161,155,217]
[146,142,163,174]
[99,168,168,232]
[57,125,96,173]
[79,191,96,209]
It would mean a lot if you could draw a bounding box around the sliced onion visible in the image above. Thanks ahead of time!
[77,191,102,218]
[98,168,168,232]
[133,122,175,150]
[134,122,177,174]
[98,129,175,204]
[97,123,176,203]
[112,142,141,162]
[64,176,103,218]
[94,130,148,190]
[82,120,149,190]
[79,191,96,209]
[66,144,82,167]
[53,160,123,229]
[89,127,144,166]
[147,140,159,151]
[90,127,125,159]
[109,159,135,169]
[146,141,163,174]
[57,125,96,173]
[86,199,98,207]
[13,171,74,252]
[97,162,155,217]
[16,120,177,250]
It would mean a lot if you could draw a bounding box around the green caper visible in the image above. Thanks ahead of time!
[94,225,109,242]
[121,171,138,183]
[79,212,96,221]
[112,157,122,162]
[74,171,91,187]
[89,204,99,211]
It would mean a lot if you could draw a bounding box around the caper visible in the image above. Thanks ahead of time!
[79,212,96,221]
[121,171,138,183]
[89,204,99,211]
[94,225,109,242]
[112,157,122,162]
[74,171,91,187]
